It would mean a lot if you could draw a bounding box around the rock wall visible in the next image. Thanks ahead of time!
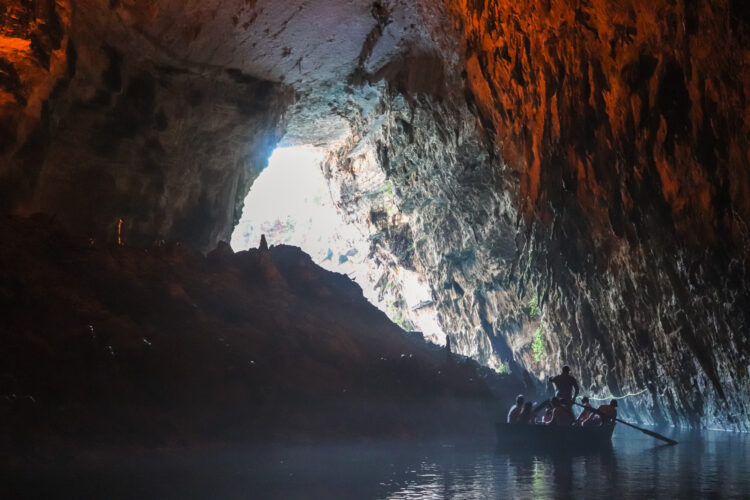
[1,0,748,428]
[321,87,521,370]
[1,0,290,251]
[444,0,749,427]
[0,214,521,446]
[323,0,750,428]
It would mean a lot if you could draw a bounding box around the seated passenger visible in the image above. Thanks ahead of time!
[507,394,525,423]
[574,396,593,425]
[541,397,557,424]
[517,401,534,424]
[583,399,618,426]
[547,397,575,426]
[597,399,618,423]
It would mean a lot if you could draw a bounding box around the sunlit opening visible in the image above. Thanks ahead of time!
[231,146,367,269]
[230,145,445,343]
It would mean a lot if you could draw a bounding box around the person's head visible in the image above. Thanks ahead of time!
[516,394,524,405]
[524,401,532,410]
[610,399,618,407]
[551,397,560,407]
[581,396,590,405]
[562,365,571,374]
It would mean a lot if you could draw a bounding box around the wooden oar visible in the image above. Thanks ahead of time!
[574,402,678,445]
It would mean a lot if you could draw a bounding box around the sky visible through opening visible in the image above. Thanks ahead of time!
[231,146,364,265]
[230,146,444,343]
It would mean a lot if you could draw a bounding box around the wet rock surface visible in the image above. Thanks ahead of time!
[0,215,525,448]
[444,0,750,428]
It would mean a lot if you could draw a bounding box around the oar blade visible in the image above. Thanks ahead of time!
[573,401,679,445]
[639,427,678,445]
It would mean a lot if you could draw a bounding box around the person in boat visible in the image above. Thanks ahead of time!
[583,399,618,426]
[574,396,593,425]
[546,397,575,426]
[597,399,618,424]
[550,365,579,405]
[507,394,525,423]
[517,401,534,424]
[539,397,560,424]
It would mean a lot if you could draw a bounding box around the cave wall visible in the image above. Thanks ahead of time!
[1,0,290,251]
[323,0,750,428]
[1,0,748,428]
[442,0,750,427]
[322,86,524,369]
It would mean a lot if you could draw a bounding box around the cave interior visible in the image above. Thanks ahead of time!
[0,0,748,447]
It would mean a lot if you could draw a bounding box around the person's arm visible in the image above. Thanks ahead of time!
[579,412,595,426]
[573,378,579,400]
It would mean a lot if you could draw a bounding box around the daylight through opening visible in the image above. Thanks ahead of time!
[230,146,445,344]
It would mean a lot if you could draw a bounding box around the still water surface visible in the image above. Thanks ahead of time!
[4,428,749,499]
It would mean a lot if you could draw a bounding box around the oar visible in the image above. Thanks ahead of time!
[574,402,678,445]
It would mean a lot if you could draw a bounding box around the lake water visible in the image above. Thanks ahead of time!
[4,428,749,499]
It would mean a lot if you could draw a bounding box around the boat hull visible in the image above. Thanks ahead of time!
[496,422,615,451]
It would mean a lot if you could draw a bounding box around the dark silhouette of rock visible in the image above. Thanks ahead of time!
[0,215,527,448]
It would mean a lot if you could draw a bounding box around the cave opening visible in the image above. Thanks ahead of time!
[230,145,364,272]
[230,145,444,343]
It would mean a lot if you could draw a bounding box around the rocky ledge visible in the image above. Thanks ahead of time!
[0,215,529,450]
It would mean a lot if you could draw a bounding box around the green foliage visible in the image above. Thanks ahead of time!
[387,298,412,330]
[532,326,545,362]
[381,182,393,196]
[496,362,510,374]
[528,296,540,318]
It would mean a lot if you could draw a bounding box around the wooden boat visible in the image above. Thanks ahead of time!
[495,422,616,451]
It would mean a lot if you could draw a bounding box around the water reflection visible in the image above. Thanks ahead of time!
[4,429,750,499]
[381,445,618,500]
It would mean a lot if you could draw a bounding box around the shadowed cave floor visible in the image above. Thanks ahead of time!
[0,215,531,454]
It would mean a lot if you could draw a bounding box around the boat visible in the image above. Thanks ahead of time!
[495,422,616,451]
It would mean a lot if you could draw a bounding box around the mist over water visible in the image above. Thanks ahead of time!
[5,428,750,499]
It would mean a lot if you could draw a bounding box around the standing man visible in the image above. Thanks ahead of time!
[550,366,580,404]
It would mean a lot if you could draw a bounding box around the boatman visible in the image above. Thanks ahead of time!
[507,394,525,423]
[550,365,579,404]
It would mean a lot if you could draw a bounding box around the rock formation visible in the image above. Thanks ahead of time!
[0,214,518,446]
[1,0,748,429]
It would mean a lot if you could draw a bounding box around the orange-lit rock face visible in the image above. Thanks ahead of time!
[443,0,750,426]
[0,0,70,159]
[450,0,749,253]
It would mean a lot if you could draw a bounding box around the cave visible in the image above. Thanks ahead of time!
[1,0,749,496]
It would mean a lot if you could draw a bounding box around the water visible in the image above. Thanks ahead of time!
[4,428,750,499]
